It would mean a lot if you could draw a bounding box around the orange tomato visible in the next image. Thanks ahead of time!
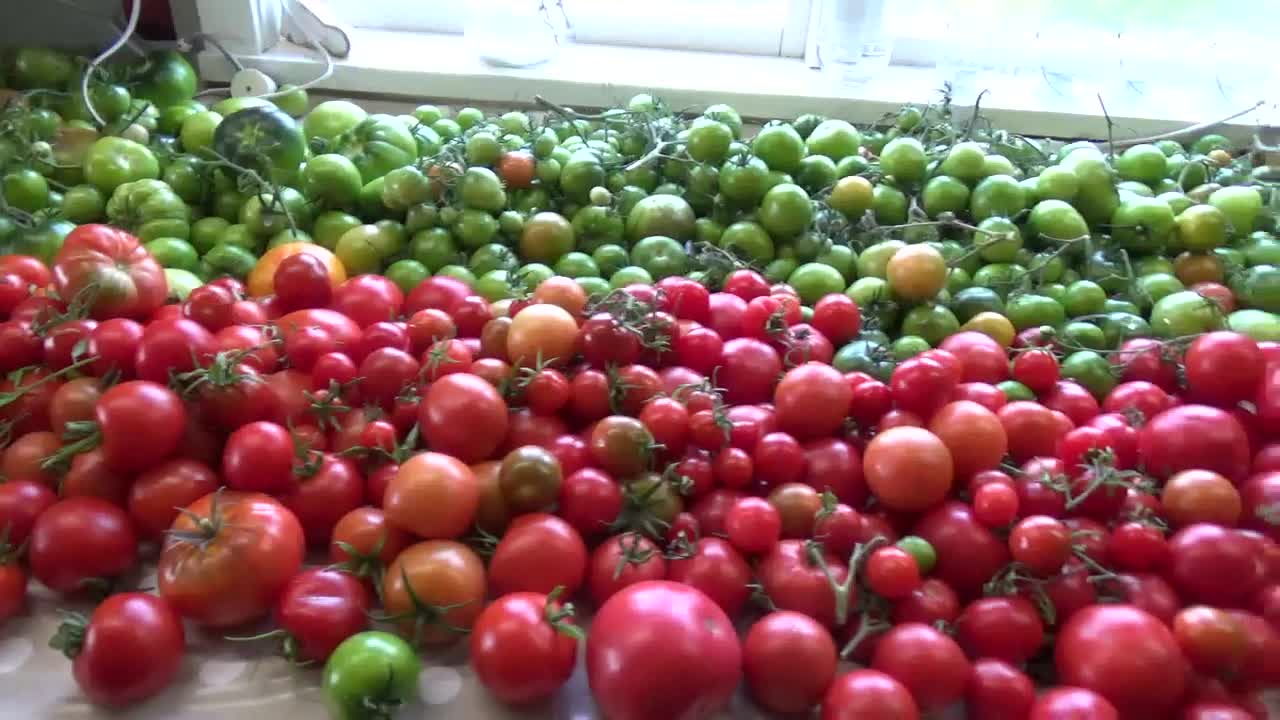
[247,242,346,298]
[864,427,954,512]
[1174,252,1225,286]
[531,275,588,317]
[1162,469,1242,527]
[383,452,479,539]
[886,244,947,302]
[928,400,1008,479]
[382,540,487,645]
[507,303,579,366]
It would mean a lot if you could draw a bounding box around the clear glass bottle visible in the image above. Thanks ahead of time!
[819,0,893,88]
[464,0,565,68]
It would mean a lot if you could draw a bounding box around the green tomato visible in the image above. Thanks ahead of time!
[179,111,223,157]
[1208,186,1262,237]
[162,268,202,302]
[592,244,629,277]
[571,206,624,252]
[218,224,259,252]
[335,224,385,275]
[832,338,894,381]
[973,217,1021,264]
[704,103,743,139]
[1191,134,1231,155]
[466,131,503,166]
[1244,234,1280,267]
[1115,144,1168,185]
[794,155,837,195]
[856,240,905,280]
[1061,350,1116,399]
[719,221,775,264]
[1006,294,1065,330]
[313,211,363,251]
[410,227,461,271]
[436,264,477,286]
[381,166,433,212]
[213,106,307,185]
[515,263,555,290]
[1150,290,1227,337]
[576,275,612,298]
[413,105,444,125]
[107,179,191,241]
[322,631,420,720]
[554,251,599,278]
[891,335,931,361]
[938,142,986,183]
[608,265,653,288]
[997,380,1035,402]
[1034,165,1079,202]
[83,136,160,193]
[1111,196,1175,254]
[337,115,419,183]
[9,219,73,264]
[11,47,75,89]
[1176,204,1229,252]
[719,156,770,207]
[816,244,856,282]
[455,107,484,130]
[560,151,606,202]
[459,167,508,212]
[3,169,49,213]
[921,176,970,218]
[406,204,440,234]
[1116,181,1155,199]
[630,235,688,279]
[1134,273,1184,312]
[950,286,1005,322]
[789,262,846,304]
[1233,266,1280,313]
[626,194,696,241]
[880,137,927,185]
[475,269,516,301]
[686,118,733,164]
[267,229,312,249]
[758,184,812,238]
[895,536,937,574]
[1028,199,1089,242]
[872,184,908,225]
[301,154,364,208]
[900,304,960,346]
[240,187,310,238]
[160,156,206,205]
[1063,280,1106,317]
[190,216,231,255]
[805,120,860,161]
[1228,309,1280,342]
[752,124,806,173]
[835,154,870,178]
[371,219,407,258]
[271,83,309,117]
[969,174,1026,222]
[1099,312,1149,347]
[204,243,258,279]
[469,243,519,275]
[145,237,200,271]
[303,100,369,145]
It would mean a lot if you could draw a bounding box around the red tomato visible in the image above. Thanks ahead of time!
[891,355,958,418]
[865,546,922,599]
[0,479,56,546]
[967,658,1035,720]
[811,294,861,346]
[803,438,867,507]
[279,454,365,546]
[273,568,369,663]
[774,362,851,440]
[1240,472,1280,541]
[719,337,782,404]
[421,373,509,462]
[52,592,183,707]
[328,507,412,581]
[330,274,404,327]
[913,501,1010,599]
[52,225,166,319]
[1000,401,1066,461]
[93,380,187,474]
[1041,380,1099,426]
[1054,604,1186,718]
[757,539,849,627]
[588,532,666,606]
[28,497,137,594]
[940,331,1009,384]
[743,611,837,715]
[1168,524,1265,606]
[871,622,970,711]
[586,581,741,720]
[157,491,305,628]
[127,459,219,541]
[864,427,953,512]
[1140,405,1251,483]
[1012,348,1060,394]
[893,578,961,626]
[725,497,782,556]
[1029,687,1119,720]
[1184,332,1264,406]
[821,669,920,720]
[488,513,587,597]
[470,590,580,705]
[666,536,752,618]
[222,421,297,494]
[955,596,1045,664]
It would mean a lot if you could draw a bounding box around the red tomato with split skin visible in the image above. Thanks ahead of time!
[52,224,167,320]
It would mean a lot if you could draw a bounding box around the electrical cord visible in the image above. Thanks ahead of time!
[81,0,142,126]
[193,1,335,101]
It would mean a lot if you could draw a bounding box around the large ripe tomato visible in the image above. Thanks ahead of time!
[665,536,753,617]
[821,669,920,720]
[940,331,1009,384]
[912,501,1010,600]
[871,622,970,711]
[51,224,167,320]
[928,400,1008,479]
[1167,524,1264,606]
[470,591,580,706]
[158,491,305,628]
[1184,332,1264,406]
[864,427,953,512]
[774,362,851,440]
[381,540,486,646]
[743,611,837,715]
[274,308,362,353]
[587,581,741,720]
[420,373,508,462]
[1054,604,1186,718]
[28,497,137,594]
[383,452,478,539]
[96,380,187,474]
[51,592,184,707]
[488,513,587,597]
[1139,405,1251,483]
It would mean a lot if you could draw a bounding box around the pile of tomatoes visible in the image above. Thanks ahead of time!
[0,219,1278,720]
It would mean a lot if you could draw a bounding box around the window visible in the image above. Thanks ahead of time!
[324,0,815,57]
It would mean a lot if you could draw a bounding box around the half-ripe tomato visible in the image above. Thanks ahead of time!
[1054,604,1185,718]
[52,224,167,320]
[381,539,486,645]
[421,373,508,462]
[864,427,953,512]
[928,400,1007,479]
[383,452,478,540]
[158,491,305,628]
[587,581,741,720]
[999,401,1065,462]
[488,513,587,597]
[470,590,580,705]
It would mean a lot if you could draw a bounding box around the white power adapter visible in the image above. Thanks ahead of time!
[230,67,279,97]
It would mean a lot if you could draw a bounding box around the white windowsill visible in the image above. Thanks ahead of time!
[196,28,1276,142]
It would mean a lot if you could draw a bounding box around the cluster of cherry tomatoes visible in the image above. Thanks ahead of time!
[0,223,1277,719]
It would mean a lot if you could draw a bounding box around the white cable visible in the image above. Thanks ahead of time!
[193,2,335,102]
[82,0,142,126]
